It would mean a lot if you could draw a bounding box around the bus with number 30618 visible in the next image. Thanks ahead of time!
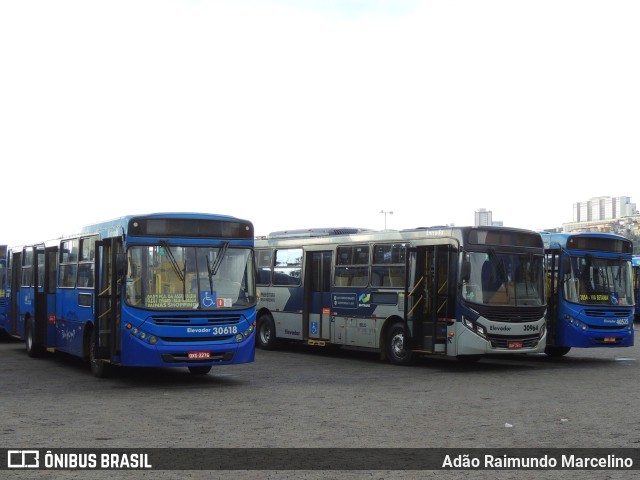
[254,226,547,365]
[5,213,257,377]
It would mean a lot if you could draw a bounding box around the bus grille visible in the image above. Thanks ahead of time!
[481,307,544,323]
[151,315,242,326]
[583,308,632,318]
[587,324,629,331]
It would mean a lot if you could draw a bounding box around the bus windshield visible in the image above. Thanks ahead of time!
[125,245,255,310]
[462,250,545,306]
[562,255,633,306]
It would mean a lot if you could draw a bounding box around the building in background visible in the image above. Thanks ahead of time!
[572,196,635,223]
[474,208,503,227]
[564,196,640,235]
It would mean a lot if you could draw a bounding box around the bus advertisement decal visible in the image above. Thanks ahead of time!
[332,293,357,309]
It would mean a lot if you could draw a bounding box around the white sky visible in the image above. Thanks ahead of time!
[1,0,638,247]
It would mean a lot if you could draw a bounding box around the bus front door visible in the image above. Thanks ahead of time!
[94,239,122,360]
[303,251,332,344]
[406,245,453,354]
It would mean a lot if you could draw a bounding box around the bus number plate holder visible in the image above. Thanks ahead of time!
[188,351,211,359]
[508,341,523,349]
[604,337,616,343]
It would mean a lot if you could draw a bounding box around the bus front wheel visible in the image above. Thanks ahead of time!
[386,322,415,366]
[88,333,114,378]
[544,345,571,357]
[256,314,278,350]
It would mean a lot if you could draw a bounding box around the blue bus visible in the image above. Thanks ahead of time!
[0,245,7,337]
[633,255,640,321]
[255,226,547,365]
[6,213,256,377]
[541,232,634,356]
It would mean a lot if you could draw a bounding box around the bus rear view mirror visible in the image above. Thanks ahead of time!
[116,253,127,277]
[461,260,471,282]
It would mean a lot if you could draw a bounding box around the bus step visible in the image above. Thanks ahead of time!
[423,337,446,353]
[307,339,327,347]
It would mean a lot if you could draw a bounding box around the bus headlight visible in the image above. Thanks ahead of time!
[462,318,487,339]
[568,317,586,331]
[127,325,158,345]
[235,333,244,342]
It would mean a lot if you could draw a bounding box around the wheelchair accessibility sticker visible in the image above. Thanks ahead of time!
[201,291,217,308]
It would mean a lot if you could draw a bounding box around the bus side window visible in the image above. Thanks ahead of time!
[335,270,350,286]
[256,249,272,286]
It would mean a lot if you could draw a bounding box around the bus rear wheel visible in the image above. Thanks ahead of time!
[256,314,278,350]
[544,345,571,357]
[188,366,212,375]
[386,322,415,366]
[25,320,45,358]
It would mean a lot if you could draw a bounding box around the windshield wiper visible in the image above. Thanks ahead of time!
[211,242,229,276]
[488,248,509,298]
[160,240,186,299]
[206,256,214,293]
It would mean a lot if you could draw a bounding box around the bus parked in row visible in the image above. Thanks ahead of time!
[255,226,547,365]
[633,255,640,321]
[541,232,634,356]
[5,213,257,377]
[0,245,6,338]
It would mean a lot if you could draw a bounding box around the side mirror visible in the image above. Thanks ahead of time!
[461,261,471,282]
[115,253,127,277]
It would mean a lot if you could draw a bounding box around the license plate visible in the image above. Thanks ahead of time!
[604,337,616,343]
[508,341,523,349]
[188,351,211,359]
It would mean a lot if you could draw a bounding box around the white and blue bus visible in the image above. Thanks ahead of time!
[255,226,547,365]
[6,213,256,377]
[541,232,634,356]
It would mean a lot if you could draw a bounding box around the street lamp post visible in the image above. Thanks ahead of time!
[380,210,393,230]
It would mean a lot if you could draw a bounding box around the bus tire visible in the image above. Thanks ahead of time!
[188,366,212,375]
[544,345,571,357]
[25,319,45,358]
[88,332,114,378]
[256,313,279,350]
[386,322,415,366]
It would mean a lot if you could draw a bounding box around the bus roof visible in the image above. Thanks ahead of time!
[541,231,633,254]
[79,212,253,239]
[257,225,544,249]
[266,228,372,239]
